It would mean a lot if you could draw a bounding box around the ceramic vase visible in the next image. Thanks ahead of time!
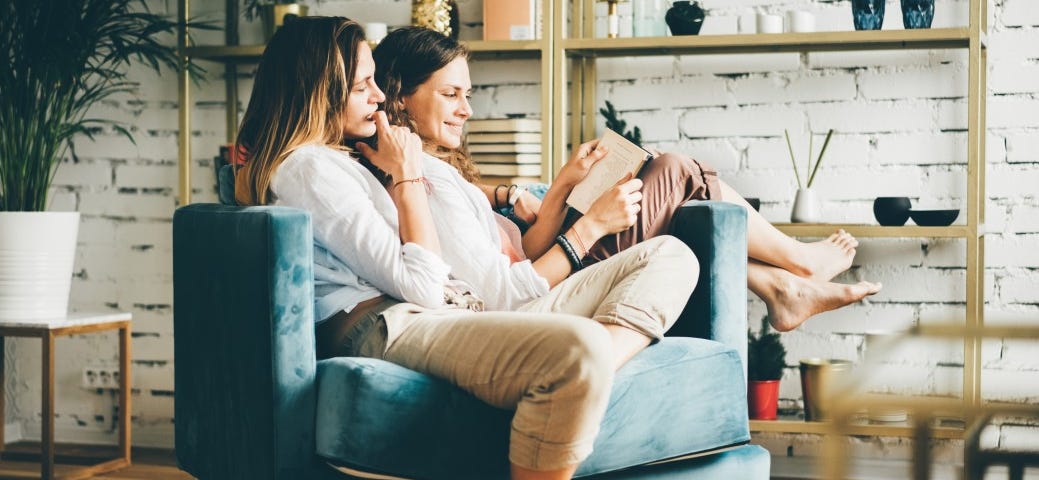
[851,0,885,30]
[0,212,79,320]
[665,1,705,36]
[790,188,821,223]
[901,0,935,29]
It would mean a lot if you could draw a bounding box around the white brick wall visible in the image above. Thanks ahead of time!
[7,0,1036,463]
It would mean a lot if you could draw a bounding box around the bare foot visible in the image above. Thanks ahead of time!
[796,230,858,282]
[763,269,882,332]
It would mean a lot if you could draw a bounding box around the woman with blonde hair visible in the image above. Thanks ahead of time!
[234,16,700,480]
[373,26,882,332]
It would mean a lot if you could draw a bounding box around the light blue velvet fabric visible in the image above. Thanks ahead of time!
[174,200,764,480]
[315,338,749,479]
[668,201,750,379]
[174,204,318,480]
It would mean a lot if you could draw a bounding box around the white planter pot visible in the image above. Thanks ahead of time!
[0,212,80,320]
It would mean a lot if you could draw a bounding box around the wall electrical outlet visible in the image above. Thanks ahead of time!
[81,365,121,390]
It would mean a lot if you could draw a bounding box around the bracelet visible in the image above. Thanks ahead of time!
[555,234,583,272]
[568,228,589,257]
[392,176,433,195]
[493,184,507,210]
[507,185,524,206]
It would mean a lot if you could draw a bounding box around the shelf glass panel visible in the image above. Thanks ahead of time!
[563,28,971,57]
[775,224,971,238]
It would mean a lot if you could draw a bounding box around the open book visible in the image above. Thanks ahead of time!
[565,128,652,214]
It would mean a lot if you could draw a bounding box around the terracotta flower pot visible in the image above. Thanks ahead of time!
[748,380,780,420]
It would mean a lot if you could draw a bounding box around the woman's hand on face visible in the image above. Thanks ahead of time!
[555,140,609,188]
[582,174,643,237]
[356,111,424,179]
[512,190,542,225]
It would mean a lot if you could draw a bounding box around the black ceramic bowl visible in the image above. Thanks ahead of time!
[909,209,959,227]
[745,197,761,212]
[873,197,912,226]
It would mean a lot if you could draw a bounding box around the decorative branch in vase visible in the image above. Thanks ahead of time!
[785,128,834,223]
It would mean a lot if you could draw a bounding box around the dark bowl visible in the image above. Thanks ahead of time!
[909,209,959,227]
[745,197,761,212]
[873,197,912,226]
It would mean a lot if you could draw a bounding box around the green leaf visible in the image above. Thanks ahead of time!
[1,0,211,211]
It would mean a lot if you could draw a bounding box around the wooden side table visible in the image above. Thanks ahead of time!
[0,313,131,480]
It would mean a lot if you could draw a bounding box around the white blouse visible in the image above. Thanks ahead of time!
[420,153,550,311]
[269,145,452,323]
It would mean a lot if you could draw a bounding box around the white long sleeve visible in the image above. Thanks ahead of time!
[270,145,451,320]
[421,155,550,311]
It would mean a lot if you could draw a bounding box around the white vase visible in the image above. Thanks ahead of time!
[0,212,80,320]
[790,188,821,223]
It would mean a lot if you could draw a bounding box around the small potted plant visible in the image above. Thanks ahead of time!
[244,0,309,41]
[747,316,788,420]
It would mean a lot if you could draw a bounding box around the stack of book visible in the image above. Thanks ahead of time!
[467,118,543,185]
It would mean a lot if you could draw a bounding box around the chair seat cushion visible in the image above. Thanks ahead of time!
[315,337,750,480]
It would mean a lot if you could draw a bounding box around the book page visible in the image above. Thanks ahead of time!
[566,129,651,214]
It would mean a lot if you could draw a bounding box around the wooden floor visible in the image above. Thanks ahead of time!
[0,442,192,480]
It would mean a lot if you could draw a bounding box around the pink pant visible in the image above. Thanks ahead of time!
[586,152,720,264]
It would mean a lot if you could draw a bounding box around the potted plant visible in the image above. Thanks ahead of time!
[0,0,199,320]
[747,316,788,420]
[244,0,309,41]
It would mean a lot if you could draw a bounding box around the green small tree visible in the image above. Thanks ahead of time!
[599,100,642,147]
[748,316,787,381]
[0,0,210,211]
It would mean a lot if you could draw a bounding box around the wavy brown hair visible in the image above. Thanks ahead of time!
[372,27,480,183]
[234,17,366,205]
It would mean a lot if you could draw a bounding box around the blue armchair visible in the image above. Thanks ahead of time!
[173,194,769,479]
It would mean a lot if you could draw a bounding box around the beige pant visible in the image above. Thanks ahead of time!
[365,236,699,471]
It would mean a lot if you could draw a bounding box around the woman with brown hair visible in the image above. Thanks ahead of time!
[233,16,701,480]
[372,26,882,332]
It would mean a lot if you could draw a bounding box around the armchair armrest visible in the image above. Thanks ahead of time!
[173,204,317,480]
[666,201,749,379]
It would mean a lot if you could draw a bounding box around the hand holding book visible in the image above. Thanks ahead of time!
[566,129,652,214]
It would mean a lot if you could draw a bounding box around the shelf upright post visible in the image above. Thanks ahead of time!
[225,0,240,143]
[964,0,986,414]
[541,0,555,182]
[177,0,192,206]
[553,0,572,178]
[580,0,598,147]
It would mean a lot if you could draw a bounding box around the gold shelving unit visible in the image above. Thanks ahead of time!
[175,0,990,452]
[557,0,987,443]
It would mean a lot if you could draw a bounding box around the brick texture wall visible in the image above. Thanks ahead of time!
[7,0,1035,458]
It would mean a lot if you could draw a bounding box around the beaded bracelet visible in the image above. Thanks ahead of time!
[555,234,583,271]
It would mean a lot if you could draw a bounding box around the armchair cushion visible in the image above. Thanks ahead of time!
[316,337,749,479]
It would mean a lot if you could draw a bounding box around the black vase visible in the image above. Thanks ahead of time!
[901,0,935,29]
[873,197,912,226]
[665,1,705,36]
